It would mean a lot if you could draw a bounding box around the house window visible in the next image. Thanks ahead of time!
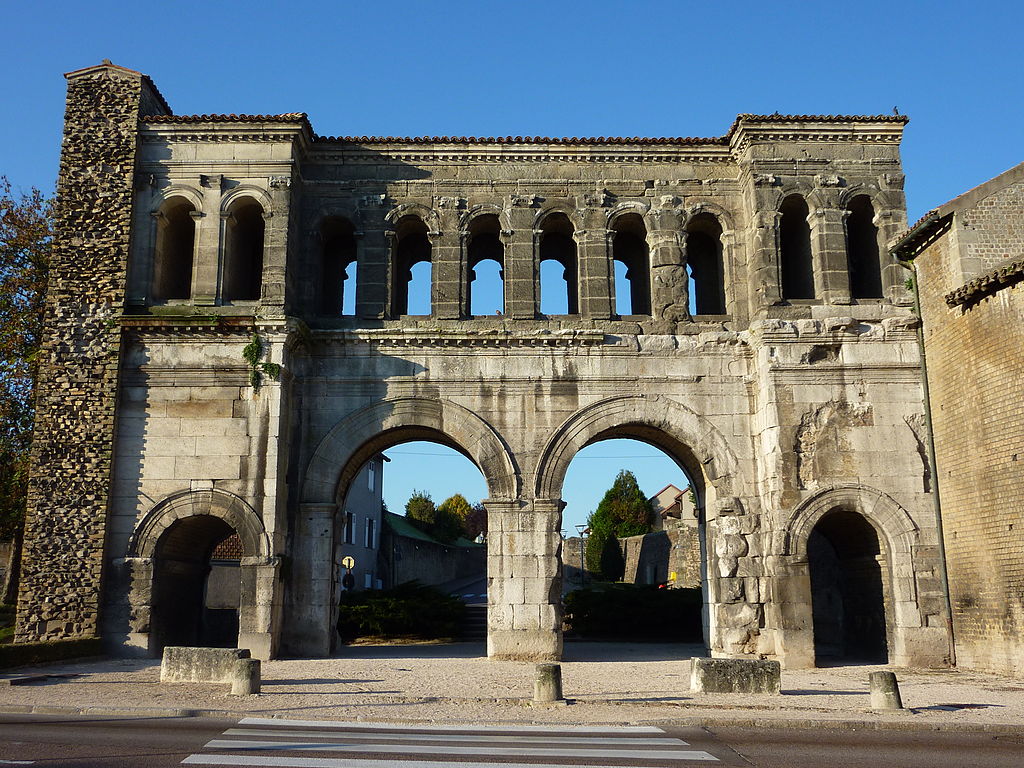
[344,512,355,545]
[365,518,376,549]
[367,464,375,492]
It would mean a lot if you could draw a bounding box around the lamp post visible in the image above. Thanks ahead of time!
[575,524,588,588]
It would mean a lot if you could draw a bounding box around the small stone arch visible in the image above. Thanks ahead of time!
[534,204,583,231]
[151,185,204,213]
[606,200,650,228]
[302,396,519,505]
[534,393,742,500]
[779,483,919,559]
[127,488,270,561]
[220,186,273,216]
[385,202,440,233]
[682,201,737,236]
[459,202,510,234]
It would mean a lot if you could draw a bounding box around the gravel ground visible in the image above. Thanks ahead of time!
[1,641,1021,729]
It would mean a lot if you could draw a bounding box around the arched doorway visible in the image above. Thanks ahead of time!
[151,515,240,650]
[808,509,889,663]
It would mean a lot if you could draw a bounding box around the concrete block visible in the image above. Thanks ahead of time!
[160,646,254,686]
[690,657,781,694]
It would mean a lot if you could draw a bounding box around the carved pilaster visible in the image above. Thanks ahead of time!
[505,201,538,319]
[575,207,612,318]
[810,205,852,304]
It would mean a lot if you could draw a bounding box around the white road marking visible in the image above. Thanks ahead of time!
[237,717,665,733]
[204,739,715,760]
[0,761,35,765]
[185,757,718,767]
[223,728,685,745]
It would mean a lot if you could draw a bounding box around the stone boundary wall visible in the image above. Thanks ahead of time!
[15,65,163,642]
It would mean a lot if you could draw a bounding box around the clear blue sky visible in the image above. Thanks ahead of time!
[3,2,1020,533]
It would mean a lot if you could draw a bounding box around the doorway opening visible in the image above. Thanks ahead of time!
[809,509,889,664]
[151,515,240,651]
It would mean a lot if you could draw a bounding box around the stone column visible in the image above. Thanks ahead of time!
[191,173,223,305]
[262,175,292,313]
[504,198,538,319]
[649,207,689,323]
[810,205,852,304]
[750,209,783,308]
[766,554,815,668]
[431,206,464,319]
[238,555,281,661]
[875,208,910,304]
[355,208,389,319]
[283,503,336,656]
[485,498,563,661]
[576,208,613,319]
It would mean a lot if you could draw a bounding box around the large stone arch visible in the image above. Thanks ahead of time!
[302,396,519,505]
[534,393,742,501]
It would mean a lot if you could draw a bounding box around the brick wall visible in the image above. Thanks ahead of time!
[15,65,162,642]
[914,178,1024,676]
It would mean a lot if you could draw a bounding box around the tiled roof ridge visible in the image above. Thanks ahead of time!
[143,113,309,123]
[312,134,727,145]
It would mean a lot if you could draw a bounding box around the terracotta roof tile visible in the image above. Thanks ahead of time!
[144,113,308,123]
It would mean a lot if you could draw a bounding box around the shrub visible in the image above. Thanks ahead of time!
[336,581,466,641]
[564,583,703,642]
[584,470,654,579]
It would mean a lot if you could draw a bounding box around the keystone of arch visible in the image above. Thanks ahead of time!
[127,488,270,560]
[533,394,742,500]
[778,483,920,558]
[302,396,519,504]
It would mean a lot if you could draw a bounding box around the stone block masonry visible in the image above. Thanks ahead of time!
[15,63,169,643]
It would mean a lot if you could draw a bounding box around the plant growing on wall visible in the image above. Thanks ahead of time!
[242,332,281,391]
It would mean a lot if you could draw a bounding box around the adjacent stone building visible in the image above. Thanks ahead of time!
[890,162,1024,676]
[16,62,952,668]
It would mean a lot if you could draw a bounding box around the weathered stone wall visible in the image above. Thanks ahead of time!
[899,165,1024,676]
[15,64,167,643]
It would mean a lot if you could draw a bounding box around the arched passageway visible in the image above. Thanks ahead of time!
[808,509,889,663]
[151,515,240,650]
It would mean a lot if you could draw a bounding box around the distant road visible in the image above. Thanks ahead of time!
[0,713,1021,767]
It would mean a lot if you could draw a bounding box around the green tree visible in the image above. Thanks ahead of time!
[404,490,436,533]
[433,493,471,544]
[584,470,654,580]
[0,178,51,602]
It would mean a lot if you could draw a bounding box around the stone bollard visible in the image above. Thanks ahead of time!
[534,663,563,703]
[869,671,903,710]
[230,658,261,696]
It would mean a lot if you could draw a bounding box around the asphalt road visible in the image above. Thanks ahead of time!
[0,714,1021,767]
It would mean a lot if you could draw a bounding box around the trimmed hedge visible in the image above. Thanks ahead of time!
[0,637,103,669]
[336,581,465,641]
[564,584,703,642]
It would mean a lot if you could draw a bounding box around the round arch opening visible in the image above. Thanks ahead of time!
[151,515,241,652]
[808,508,891,664]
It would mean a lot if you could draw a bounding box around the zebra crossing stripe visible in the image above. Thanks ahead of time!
[185,758,717,768]
[223,728,685,745]
[203,738,716,760]
[237,717,665,733]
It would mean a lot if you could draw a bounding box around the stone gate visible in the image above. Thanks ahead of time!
[16,62,952,668]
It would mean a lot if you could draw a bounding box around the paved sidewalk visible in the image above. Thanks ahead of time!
[1,642,1022,732]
